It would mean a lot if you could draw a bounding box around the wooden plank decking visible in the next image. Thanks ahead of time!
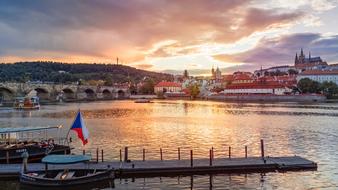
[0,156,317,179]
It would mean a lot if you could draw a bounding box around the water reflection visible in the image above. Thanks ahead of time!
[0,100,338,189]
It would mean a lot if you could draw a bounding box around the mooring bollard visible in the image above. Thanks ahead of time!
[178,147,181,160]
[143,148,145,161]
[245,146,248,158]
[209,149,212,166]
[119,149,122,162]
[96,148,99,163]
[6,151,9,164]
[260,139,265,158]
[124,147,129,162]
[229,146,231,159]
[211,147,214,160]
[190,150,193,167]
[160,148,163,161]
[21,152,29,173]
[101,149,104,162]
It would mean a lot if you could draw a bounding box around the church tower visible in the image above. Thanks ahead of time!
[211,66,215,79]
[299,48,305,64]
[295,53,298,65]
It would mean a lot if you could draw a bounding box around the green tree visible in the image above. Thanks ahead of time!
[103,74,113,86]
[320,81,338,98]
[139,78,155,94]
[188,83,200,99]
[129,84,137,95]
[288,69,298,75]
[297,78,321,93]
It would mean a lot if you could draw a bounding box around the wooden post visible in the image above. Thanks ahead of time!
[260,139,265,158]
[6,151,9,164]
[101,149,104,162]
[211,147,214,160]
[45,163,48,177]
[228,146,231,159]
[22,152,29,173]
[96,148,99,163]
[160,148,163,161]
[178,147,181,160]
[119,149,122,162]
[83,149,85,155]
[190,150,193,167]
[245,146,248,158]
[124,147,129,162]
[209,149,212,166]
[143,148,145,161]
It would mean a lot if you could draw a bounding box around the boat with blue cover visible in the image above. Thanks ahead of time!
[20,154,114,188]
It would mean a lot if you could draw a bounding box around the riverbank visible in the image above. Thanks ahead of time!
[206,94,326,103]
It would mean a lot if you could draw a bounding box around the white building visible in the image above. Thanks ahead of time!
[221,82,292,95]
[154,81,182,94]
[297,70,338,84]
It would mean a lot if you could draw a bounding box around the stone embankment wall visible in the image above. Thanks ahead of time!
[207,94,326,102]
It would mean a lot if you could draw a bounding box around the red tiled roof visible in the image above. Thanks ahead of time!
[223,75,233,81]
[233,74,253,80]
[155,81,182,87]
[299,70,338,75]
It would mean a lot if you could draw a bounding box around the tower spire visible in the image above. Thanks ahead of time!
[295,53,298,65]
[300,48,304,57]
[309,51,311,59]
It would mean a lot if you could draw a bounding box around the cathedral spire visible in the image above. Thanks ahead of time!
[295,53,298,65]
[309,51,311,59]
[300,48,304,57]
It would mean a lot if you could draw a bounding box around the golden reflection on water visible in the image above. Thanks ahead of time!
[1,100,338,189]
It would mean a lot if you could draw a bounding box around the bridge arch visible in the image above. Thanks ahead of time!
[0,87,15,101]
[117,90,125,99]
[102,89,112,99]
[34,87,50,100]
[62,88,76,100]
[84,88,96,100]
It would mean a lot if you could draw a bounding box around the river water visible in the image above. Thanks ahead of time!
[0,100,338,189]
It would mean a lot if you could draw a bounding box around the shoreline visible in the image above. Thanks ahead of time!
[2,95,338,108]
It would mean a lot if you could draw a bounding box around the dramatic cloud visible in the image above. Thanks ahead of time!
[0,1,303,62]
[0,0,337,73]
[213,33,338,71]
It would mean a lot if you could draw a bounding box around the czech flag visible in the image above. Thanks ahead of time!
[70,111,89,145]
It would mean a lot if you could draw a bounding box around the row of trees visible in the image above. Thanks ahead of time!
[0,61,173,85]
[298,78,338,98]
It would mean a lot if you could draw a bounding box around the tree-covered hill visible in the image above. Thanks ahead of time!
[0,61,173,84]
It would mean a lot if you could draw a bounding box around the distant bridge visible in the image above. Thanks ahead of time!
[0,82,130,102]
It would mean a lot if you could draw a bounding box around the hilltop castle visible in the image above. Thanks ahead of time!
[294,48,327,70]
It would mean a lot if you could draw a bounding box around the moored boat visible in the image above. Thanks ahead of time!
[134,98,151,103]
[13,96,40,110]
[20,155,114,188]
[0,126,71,163]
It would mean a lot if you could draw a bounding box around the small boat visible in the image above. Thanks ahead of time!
[20,155,114,188]
[13,96,40,110]
[134,98,151,103]
[0,126,71,163]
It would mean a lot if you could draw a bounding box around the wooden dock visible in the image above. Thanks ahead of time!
[0,156,317,179]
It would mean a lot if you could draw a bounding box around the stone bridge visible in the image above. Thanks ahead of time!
[0,82,130,102]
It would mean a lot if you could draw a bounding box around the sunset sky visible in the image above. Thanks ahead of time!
[1,0,338,75]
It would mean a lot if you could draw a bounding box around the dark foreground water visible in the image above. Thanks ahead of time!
[0,100,338,189]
